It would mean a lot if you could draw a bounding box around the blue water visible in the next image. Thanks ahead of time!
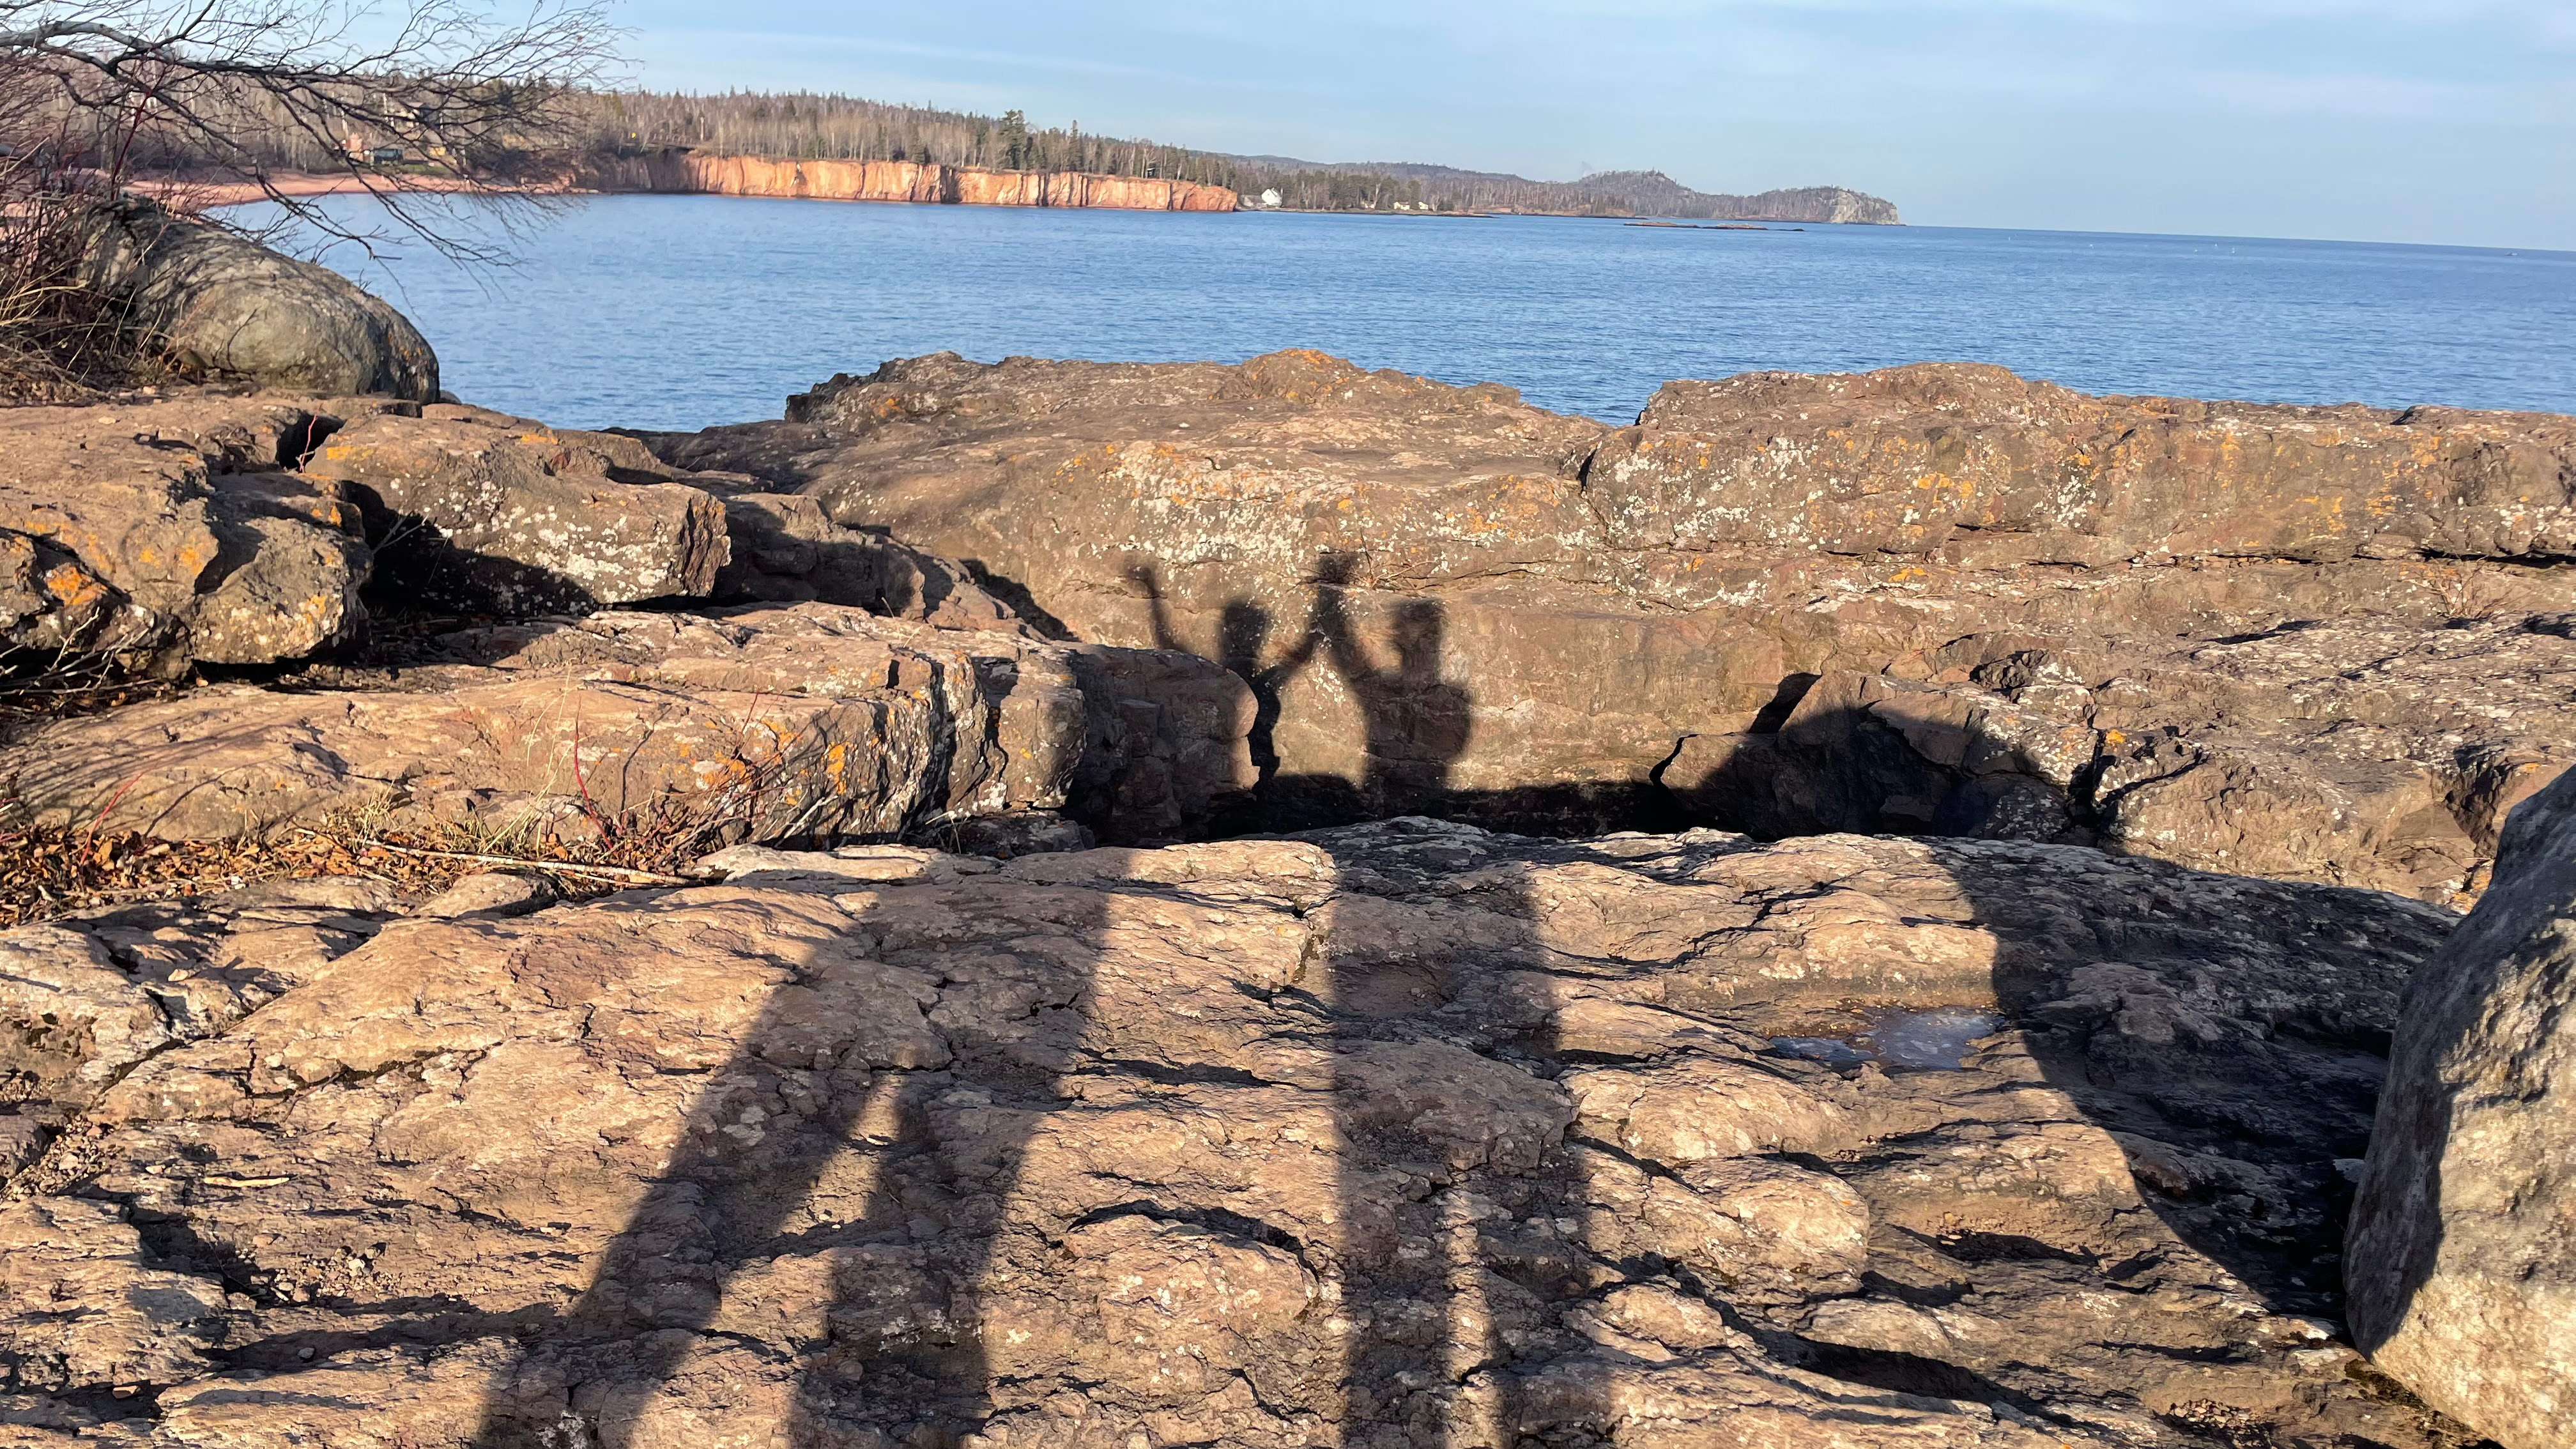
[269,194,2575,433]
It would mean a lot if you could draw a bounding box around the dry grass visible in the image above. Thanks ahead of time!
[0,650,181,730]
[0,809,721,928]
[0,711,855,926]
[0,825,464,927]
[0,171,147,401]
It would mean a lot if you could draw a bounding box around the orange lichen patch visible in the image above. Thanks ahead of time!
[40,565,102,607]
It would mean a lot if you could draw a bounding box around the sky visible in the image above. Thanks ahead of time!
[613,1,2576,249]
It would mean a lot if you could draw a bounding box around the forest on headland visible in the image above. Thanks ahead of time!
[176,86,1899,222]
[580,91,1902,222]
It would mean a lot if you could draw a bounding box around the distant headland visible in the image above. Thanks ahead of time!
[167,89,1901,224]
[572,93,1901,222]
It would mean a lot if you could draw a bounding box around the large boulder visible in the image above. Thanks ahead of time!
[0,821,2467,1446]
[2346,769,2576,1449]
[78,197,439,400]
[0,603,1254,847]
[647,352,2576,898]
[0,394,378,669]
[302,407,730,613]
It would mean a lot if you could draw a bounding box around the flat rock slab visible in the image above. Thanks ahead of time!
[0,603,1254,847]
[651,351,2576,892]
[0,822,2472,1447]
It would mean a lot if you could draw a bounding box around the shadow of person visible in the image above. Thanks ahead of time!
[1220,601,1289,783]
[1301,553,1471,818]
[1662,672,2455,1324]
[1134,557,1683,838]
[1132,556,1476,828]
[1126,563,1304,786]
[466,854,1121,1446]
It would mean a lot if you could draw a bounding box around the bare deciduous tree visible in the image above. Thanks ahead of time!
[1,0,622,253]
[0,1,620,389]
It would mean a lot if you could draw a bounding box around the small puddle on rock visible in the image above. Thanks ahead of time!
[1771,1007,2004,1072]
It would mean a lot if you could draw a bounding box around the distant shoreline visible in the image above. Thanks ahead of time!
[148,159,1896,227]
[135,171,513,209]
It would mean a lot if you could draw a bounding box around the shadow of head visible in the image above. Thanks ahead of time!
[1390,599,1444,685]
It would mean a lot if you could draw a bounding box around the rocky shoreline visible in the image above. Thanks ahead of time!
[0,230,2568,1448]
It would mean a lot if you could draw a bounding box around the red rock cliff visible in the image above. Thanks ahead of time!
[583,152,1238,212]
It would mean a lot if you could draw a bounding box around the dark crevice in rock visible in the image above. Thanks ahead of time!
[1788,1337,2049,1413]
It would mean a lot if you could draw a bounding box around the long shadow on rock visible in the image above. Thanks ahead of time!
[1300,822,2033,1445]
[1676,698,2451,1321]
[1302,811,2464,1446]
[465,857,1120,1446]
[443,647,2457,1445]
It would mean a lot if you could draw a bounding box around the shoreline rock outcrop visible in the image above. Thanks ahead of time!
[647,349,2576,903]
[2347,767,2576,1449]
[581,151,1242,212]
[4,323,2571,1447]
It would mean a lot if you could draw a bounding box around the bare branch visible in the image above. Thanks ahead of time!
[3,0,627,261]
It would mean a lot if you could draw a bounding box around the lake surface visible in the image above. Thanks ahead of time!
[277,194,2576,433]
